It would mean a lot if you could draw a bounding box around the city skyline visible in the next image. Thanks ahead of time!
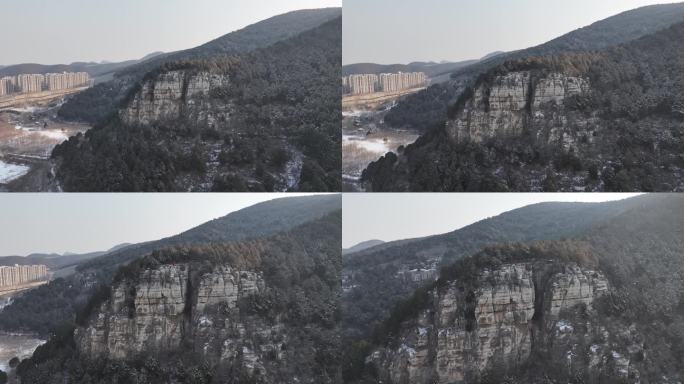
[343,193,641,248]
[0,0,340,66]
[343,0,672,65]
[0,193,323,255]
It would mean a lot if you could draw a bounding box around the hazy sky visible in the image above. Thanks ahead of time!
[0,193,323,255]
[343,0,673,64]
[0,0,340,65]
[343,193,641,248]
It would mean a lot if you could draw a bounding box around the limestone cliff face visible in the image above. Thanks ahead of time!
[447,71,595,151]
[371,262,644,384]
[121,70,233,126]
[75,264,290,377]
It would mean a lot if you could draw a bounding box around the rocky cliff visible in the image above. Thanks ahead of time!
[371,261,647,383]
[76,264,281,374]
[447,71,594,151]
[121,71,233,127]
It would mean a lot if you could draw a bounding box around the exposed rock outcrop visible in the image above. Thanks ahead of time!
[447,71,594,151]
[75,263,286,376]
[121,70,233,126]
[370,261,639,384]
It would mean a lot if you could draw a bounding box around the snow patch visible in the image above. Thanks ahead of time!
[556,320,574,333]
[399,343,416,357]
[343,135,391,154]
[0,160,30,184]
[37,130,69,141]
[198,316,213,327]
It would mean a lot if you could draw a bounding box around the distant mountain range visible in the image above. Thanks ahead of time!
[342,60,476,78]
[343,239,385,255]
[342,51,507,79]
[0,53,165,82]
[0,243,132,271]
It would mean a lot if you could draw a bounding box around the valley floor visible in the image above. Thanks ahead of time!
[0,102,89,191]
[342,108,419,191]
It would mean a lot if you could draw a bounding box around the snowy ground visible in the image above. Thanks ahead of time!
[342,130,419,181]
[0,333,45,371]
[0,160,30,184]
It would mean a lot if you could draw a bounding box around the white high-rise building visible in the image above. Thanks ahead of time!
[0,72,90,96]
[343,72,426,95]
[0,265,48,288]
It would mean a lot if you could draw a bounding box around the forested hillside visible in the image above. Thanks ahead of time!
[53,17,341,192]
[58,8,341,124]
[382,2,684,131]
[16,210,343,384]
[341,197,642,357]
[0,195,341,337]
[364,21,684,191]
[347,195,684,383]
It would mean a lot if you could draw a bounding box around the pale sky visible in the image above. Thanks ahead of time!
[342,193,641,248]
[343,0,674,64]
[0,193,322,256]
[0,0,341,65]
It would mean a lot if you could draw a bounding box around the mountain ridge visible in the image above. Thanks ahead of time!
[341,196,650,349]
[383,2,684,131]
[54,14,342,192]
[0,195,341,337]
[17,208,343,383]
[364,20,684,191]
[0,52,166,82]
[58,7,341,125]
[353,194,684,383]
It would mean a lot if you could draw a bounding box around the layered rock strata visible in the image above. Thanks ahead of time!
[372,262,621,384]
[121,71,232,126]
[75,264,285,375]
[447,71,594,151]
